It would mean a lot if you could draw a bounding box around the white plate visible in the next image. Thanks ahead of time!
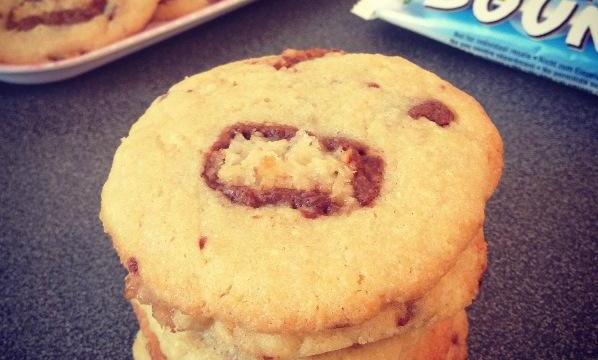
[0,0,255,85]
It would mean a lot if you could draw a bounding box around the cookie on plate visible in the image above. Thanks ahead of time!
[0,0,159,64]
[101,49,502,359]
[153,0,217,21]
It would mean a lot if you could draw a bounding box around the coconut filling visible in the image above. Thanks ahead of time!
[128,233,485,359]
[202,123,385,218]
[217,130,356,207]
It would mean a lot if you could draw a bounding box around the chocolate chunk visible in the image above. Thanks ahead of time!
[273,48,342,70]
[291,190,336,217]
[47,55,63,62]
[106,6,117,21]
[319,136,367,154]
[396,301,415,327]
[320,136,383,206]
[351,155,384,206]
[366,82,380,88]
[207,123,297,154]
[198,236,207,250]
[478,272,486,288]
[126,257,138,274]
[222,186,260,208]
[202,123,384,218]
[408,100,455,127]
[6,0,108,31]
[330,321,352,329]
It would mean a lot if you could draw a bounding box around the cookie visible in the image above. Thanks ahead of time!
[153,0,216,22]
[311,311,469,360]
[132,302,468,360]
[0,0,159,64]
[130,231,485,359]
[101,49,502,357]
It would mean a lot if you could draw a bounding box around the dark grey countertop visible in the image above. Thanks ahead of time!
[1,0,596,358]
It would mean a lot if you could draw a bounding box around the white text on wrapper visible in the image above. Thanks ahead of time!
[424,0,598,50]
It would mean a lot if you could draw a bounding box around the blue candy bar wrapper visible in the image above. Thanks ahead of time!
[353,0,598,95]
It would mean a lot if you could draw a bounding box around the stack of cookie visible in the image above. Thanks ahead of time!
[0,0,218,64]
[100,49,503,359]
